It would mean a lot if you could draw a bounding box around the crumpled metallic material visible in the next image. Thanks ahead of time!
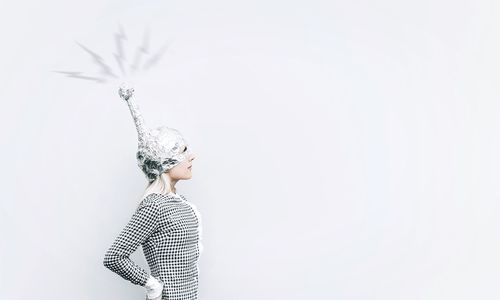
[118,84,192,183]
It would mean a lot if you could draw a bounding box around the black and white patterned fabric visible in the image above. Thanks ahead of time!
[103,192,201,300]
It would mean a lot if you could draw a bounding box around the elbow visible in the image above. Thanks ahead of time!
[103,249,118,270]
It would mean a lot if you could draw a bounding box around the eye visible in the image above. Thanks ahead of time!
[183,146,188,153]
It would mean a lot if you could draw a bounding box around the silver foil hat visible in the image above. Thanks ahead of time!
[118,85,192,183]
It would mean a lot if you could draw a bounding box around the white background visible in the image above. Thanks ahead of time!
[1,0,499,299]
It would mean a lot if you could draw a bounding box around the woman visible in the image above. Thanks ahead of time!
[103,86,202,300]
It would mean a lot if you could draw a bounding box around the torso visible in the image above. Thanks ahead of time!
[140,192,201,300]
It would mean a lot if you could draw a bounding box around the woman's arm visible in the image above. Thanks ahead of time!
[103,198,160,287]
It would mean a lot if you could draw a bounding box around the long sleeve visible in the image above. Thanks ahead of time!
[103,199,160,286]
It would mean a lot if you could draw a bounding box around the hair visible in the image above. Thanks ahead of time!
[140,171,173,202]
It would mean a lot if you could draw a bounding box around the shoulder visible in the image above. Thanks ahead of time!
[136,193,163,212]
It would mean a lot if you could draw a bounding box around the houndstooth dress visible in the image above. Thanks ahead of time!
[103,192,201,300]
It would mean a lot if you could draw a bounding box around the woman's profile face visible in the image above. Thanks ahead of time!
[168,145,196,180]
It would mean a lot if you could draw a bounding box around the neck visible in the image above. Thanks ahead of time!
[170,181,178,194]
